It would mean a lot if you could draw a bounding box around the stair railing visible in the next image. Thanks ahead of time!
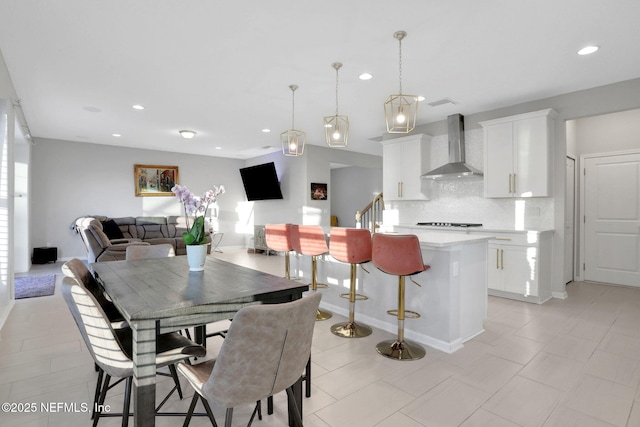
[355,193,384,234]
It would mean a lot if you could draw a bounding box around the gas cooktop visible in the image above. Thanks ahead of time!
[416,222,483,227]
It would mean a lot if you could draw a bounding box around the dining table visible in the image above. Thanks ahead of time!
[91,255,309,427]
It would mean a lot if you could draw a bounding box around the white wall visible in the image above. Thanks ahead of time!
[30,138,247,260]
[0,49,18,328]
[571,108,640,155]
[244,145,382,233]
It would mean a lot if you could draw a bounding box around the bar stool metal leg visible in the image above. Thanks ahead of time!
[331,263,372,337]
[312,255,332,320]
[376,276,426,360]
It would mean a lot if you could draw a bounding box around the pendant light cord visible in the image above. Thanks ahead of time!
[398,36,403,95]
[335,66,340,116]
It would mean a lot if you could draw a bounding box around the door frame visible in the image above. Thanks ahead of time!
[579,149,640,283]
[565,155,576,284]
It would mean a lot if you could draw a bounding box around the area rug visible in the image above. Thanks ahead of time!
[14,274,56,299]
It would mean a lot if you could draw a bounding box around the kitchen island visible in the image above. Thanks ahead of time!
[294,231,492,354]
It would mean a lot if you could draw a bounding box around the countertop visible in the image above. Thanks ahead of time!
[383,229,494,248]
[393,224,554,234]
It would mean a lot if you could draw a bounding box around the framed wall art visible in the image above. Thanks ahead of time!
[311,183,327,200]
[134,164,179,197]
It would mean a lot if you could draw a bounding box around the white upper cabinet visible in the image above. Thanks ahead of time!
[480,109,556,198]
[381,133,431,200]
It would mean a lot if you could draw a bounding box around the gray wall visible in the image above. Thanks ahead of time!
[331,166,383,228]
[31,138,247,260]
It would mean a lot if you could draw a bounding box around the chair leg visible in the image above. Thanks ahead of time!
[200,396,218,427]
[183,394,198,427]
[224,407,233,427]
[121,376,133,427]
[92,368,104,420]
[305,358,311,398]
[376,276,426,360]
[286,387,304,427]
[168,364,184,399]
[311,255,332,321]
[331,263,372,338]
[93,374,110,427]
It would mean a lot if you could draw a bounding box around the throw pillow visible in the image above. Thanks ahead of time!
[101,219,124,240]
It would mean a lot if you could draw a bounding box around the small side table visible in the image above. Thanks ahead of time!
[210,232,224,253]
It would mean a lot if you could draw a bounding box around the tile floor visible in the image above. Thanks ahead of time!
[2,248,640,426]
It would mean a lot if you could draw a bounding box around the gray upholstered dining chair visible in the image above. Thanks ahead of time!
[125,243,175,260]
[177,292,321,427]
[62,279,207,427]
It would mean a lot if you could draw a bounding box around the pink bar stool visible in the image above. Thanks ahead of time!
[265,224,297,280]
[292,225,332,321]
[372,233,430,360]
[328,227,373,338]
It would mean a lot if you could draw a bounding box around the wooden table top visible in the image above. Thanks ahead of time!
[92,256,309,321]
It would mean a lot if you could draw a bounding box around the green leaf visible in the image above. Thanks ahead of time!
[183,216,207,245]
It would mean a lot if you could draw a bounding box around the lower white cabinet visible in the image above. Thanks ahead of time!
[487,231,553,303]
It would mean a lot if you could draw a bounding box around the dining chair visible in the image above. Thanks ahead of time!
[62,258,127,329]
[371,233,430,360]
[125,243,175,260]
[62,278,207,427]
[177,292,322,427]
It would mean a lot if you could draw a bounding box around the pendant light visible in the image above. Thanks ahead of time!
[324,62,349,147]
[281,84,305,156]
[384,31,418,133]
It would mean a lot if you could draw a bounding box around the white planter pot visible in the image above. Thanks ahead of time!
[186,244,208,271]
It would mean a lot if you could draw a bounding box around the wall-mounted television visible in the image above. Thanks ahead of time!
[239,162,284,201]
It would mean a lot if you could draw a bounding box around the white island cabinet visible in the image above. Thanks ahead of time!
[294,229,491,353]
[480,109,556,198]
[487,230,554,303]
[381,133,431,200]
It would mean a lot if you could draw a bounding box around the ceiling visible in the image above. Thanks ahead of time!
[1,0,639,159]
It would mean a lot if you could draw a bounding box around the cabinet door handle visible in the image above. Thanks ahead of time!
[496,249,500,269]
[501,249,504,270]
[495,237,512,241]
[398,182,401,198]
[508,174,512,193]
[513,173,517,194]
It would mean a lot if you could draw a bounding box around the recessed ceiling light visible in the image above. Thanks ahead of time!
[578,45,599,55]
[417,96,425,102]
[261,129,271,133]
[215,147,222,150]
[132,104,145,110]
[179,130,197,139]
[112,133,121,137]
[359,73,373,80]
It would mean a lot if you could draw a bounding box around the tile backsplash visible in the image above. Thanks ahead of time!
[386,129,554,230]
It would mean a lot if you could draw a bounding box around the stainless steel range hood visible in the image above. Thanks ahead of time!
[421,114,483,180]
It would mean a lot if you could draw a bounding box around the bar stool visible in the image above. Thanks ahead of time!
[292,225,332,321]
[265,223,297,280]
[328,227,373,338]
[372,233,430,360]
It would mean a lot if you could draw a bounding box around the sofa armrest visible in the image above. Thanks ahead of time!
[110,238,142,244]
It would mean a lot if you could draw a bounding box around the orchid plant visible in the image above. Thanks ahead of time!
[171,184,225,245]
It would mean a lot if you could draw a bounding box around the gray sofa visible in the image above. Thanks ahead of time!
[75,215,212,262]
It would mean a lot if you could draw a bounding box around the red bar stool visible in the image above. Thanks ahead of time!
[328,227,373,338]
[265,223,296,280]
[292,225,332,321]
[372,233,430,360]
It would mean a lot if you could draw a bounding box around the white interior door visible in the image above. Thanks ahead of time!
[584,152,640,286]
[564,157,575,283]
